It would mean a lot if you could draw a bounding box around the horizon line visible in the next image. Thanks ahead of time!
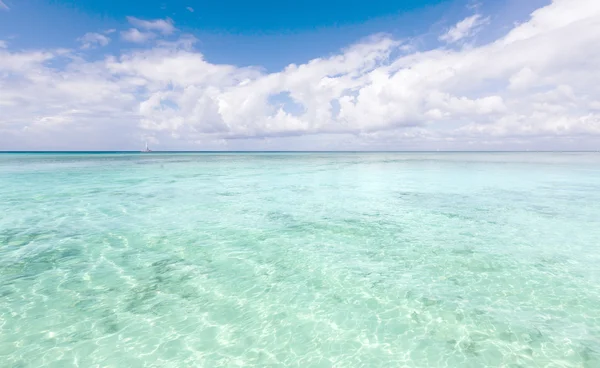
[1,150,599,154]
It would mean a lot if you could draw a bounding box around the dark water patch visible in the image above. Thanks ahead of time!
[440,212,465,220]
[526,204,563,218]
[103,321,121,334]
[446,276,468,287]
[580,344,600,367]
[396,191,423,199]
[523,327,547,348]
[151,257,184,274]
[8,361,27,368]
[67,330,95,343]
[0,287,15,297]
[462,258,507,273]
[420,297,442,308]
[85,188,104,195]
[266,211,295,223]
[74,298,98,312]
[125,284,160,314]
[0,229,60,248]
[452,247,476,255]
[217,191,239,197]
[458,339,481,356]
[498,330,518,343]
[285,218,402,241]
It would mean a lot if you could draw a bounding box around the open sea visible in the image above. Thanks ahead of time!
[1,152,600,367]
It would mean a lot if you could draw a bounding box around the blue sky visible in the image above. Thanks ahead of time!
[1,0,599,150]
[1,0,543,69]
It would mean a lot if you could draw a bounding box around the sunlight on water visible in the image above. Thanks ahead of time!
[1,152,600,367]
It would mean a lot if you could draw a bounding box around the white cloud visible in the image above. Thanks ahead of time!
[0,49,54,72]
[104,29,116,34]
[1,0,600,150]
[120,17,176,45]
[155,34,198,50]
[439,14,490,44]
[126,16,176,35]
[0,0,8,11]
[77,32,111,49]
[121,28,156,43]
[186,7,194,13]
[0,40,6,48]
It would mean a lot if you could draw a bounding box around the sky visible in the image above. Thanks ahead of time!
[1,0,599,151]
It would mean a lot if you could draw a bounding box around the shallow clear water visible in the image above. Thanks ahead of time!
[1,152,600,367]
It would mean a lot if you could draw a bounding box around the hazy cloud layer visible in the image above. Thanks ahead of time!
[1,0,600,151]
[439,14,489,43]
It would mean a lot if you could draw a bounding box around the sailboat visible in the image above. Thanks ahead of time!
[142,142,152,153]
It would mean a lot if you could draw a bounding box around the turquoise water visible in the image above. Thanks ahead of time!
[1,152,600,367]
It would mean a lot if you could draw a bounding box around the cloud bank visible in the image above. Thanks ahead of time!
[1,0,600,151]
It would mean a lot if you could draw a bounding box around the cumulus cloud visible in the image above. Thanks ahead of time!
[120,17,176,45]
[1,0,600,150]
[121,28,156,43]
[77,32,111,49]
[126,16,176,35]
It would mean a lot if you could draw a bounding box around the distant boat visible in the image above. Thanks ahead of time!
[142,142,152,153]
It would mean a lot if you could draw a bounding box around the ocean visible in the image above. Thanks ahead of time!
[1,152,599,367]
